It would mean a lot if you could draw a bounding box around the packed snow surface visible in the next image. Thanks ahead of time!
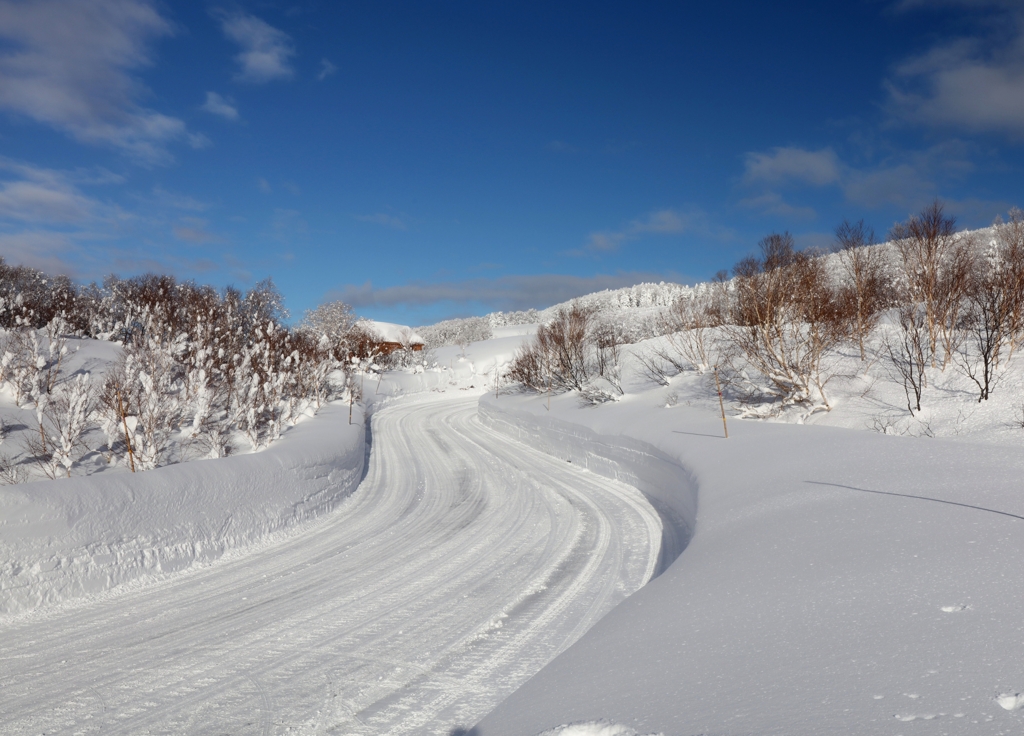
[0,393,660,734]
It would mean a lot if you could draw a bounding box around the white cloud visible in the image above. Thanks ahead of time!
[187,132,212,149]
[147,186,209,212]
[173,217,221,244]
[317,58,337,81]
[742,147,842,187]
[219,11,295,83]
[885,3,1024,136]
[738,192,817,220]
[201,91,238,120]
[583,207,720,254]
[739,142,976,214]
[0,160,104,224]
[0,0,189,163]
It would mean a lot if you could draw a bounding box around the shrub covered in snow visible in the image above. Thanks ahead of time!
[0,271,373,483]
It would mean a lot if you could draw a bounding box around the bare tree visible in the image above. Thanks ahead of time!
[994,208,1024,363]
[889,201,968,369]
[506,304,604,393]
[834,219,885,361]
[664,289,722,373]
[723,233,849,414]
[884,304,929,415]
[953,225,1024,401]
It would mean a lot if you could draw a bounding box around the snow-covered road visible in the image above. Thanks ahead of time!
[0,394,661,735]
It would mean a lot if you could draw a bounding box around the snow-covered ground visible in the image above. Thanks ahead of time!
[472,384,1024,736]
[0,392,661,734]
[623,319,1024,447]
[5,264,1024,735]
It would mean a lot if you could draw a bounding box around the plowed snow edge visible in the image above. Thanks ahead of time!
[0,402,365,617]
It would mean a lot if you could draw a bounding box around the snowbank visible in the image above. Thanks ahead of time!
[475,390,1024,735]
[478,397,695,577]
[536,721,663,736]
[0,402,365,617]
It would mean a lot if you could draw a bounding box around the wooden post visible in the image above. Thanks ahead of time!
[713,367,728,439]
[117,388,136,472]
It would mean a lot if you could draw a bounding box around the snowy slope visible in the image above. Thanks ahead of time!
[473,389,1024,736]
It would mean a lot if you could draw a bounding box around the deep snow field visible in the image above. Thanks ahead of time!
[3,283,1024,735]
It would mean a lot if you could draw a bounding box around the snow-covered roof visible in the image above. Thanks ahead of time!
[360,319,424,346]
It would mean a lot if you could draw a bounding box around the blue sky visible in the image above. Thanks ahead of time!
[1,0,1022,325]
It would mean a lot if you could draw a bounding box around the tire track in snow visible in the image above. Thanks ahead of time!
[0,394,660,735]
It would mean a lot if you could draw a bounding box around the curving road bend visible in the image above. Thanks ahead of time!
[0,394,661,735]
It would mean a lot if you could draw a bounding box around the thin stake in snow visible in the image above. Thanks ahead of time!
[714,366,728,439]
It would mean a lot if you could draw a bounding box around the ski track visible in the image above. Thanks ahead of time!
[0,394,661,735]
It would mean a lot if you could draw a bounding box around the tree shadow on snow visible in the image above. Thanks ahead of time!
[671,429,725,440]
[805,481,1024,522]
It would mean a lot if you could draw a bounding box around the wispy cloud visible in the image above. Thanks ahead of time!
[0,160,122,275]
[218,11,295,83]
[356,212,407,230]
[0,161,103,224]
[0,230,81,276]
[547,140,578,153]
[317,58,337,81]
[742,147,841,187]
[737,192,817,220]
[146,186,209,212]
[257,177,272,193]
[885,1,1024,137]
[173,216,221,244]
[582,207,723,254]
[269,208,307,245]
[0,160,239,280]
[201,91,238,120]
[328,271,685,313]
[739,141,976,214]
[0,0,189,163]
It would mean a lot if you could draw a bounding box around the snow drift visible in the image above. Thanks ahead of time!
[0,401,365,617]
